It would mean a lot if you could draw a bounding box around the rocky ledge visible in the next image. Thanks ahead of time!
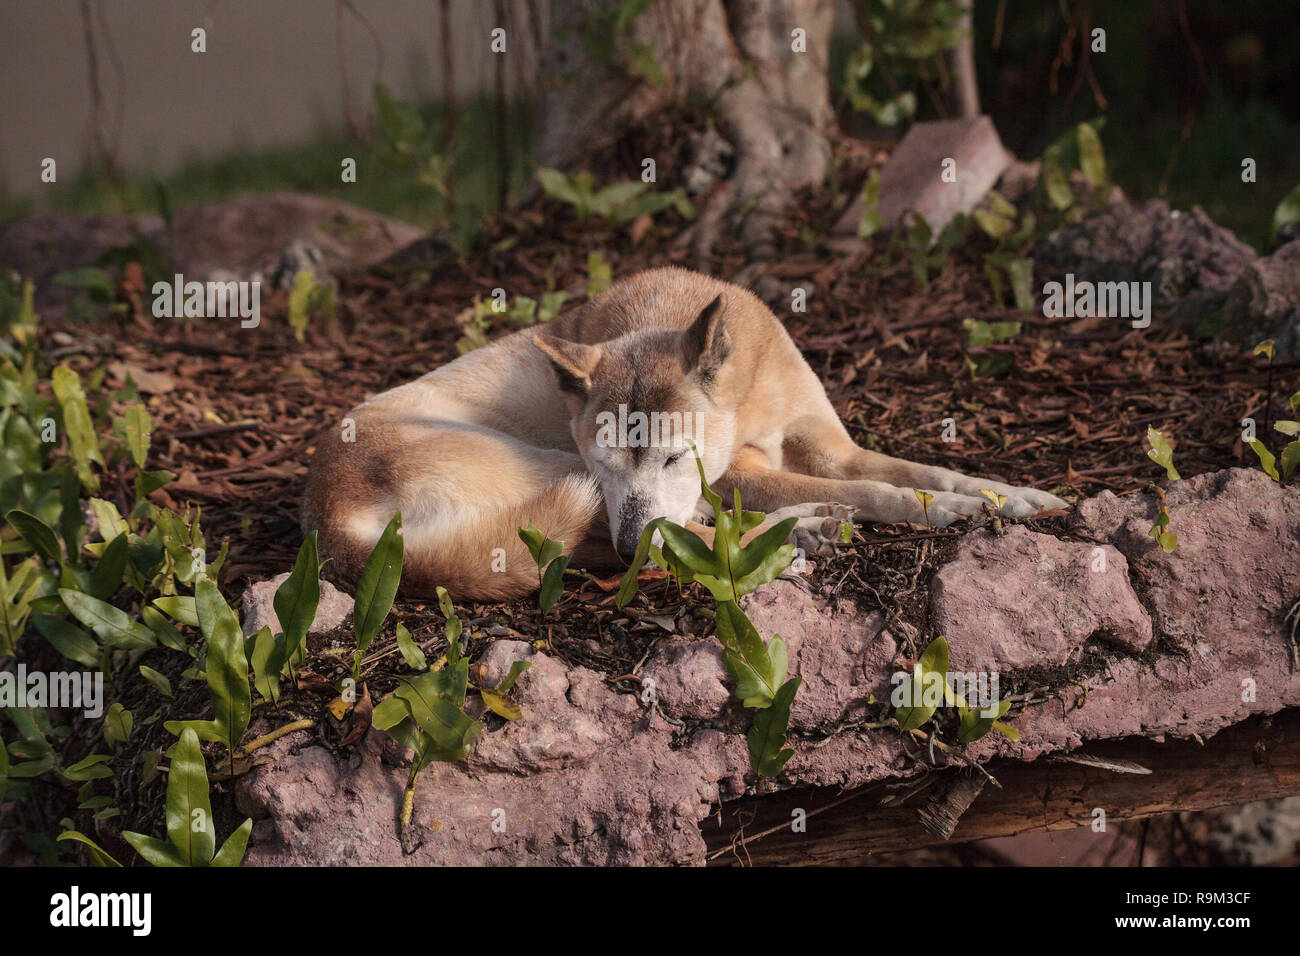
[234,468,1300,865]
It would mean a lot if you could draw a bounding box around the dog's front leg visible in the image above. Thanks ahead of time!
[710,446,989,528]
[782,421,1068,517]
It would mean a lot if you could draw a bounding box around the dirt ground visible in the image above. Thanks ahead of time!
[76,145,1287,620]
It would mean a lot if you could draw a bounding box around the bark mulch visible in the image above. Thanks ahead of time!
[45,159,1298,687]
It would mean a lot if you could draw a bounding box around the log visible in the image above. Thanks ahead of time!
[705,709,1300,866]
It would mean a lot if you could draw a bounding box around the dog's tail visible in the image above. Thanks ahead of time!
[309,473,603,603]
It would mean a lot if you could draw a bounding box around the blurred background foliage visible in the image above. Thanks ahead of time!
[975,0,1300,251]
[1,0,1295,252]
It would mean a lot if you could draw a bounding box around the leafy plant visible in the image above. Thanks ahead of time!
[432,583,538,719]
[62,728,252,867]
[373,83,451,198]
[250,531,322,702]
[1246,341,1299,482]
[1248,438,1280,481]
[586,251,613,298]
[973,190,1039,313]
[0,555,42,656]
[163,578,251,772]
[508,291,568,326]
[59,587,156,650]
[538,293,567,324]
[617,446,797,608]
[373,586,482,848]
[454,297,495,354]
[714,601,789,709]
[372,669,481,775]
[857,168,883,238]
[394,621,426,671]
[518,525,570,614]
[478,659,533,721]
[894,635,953,731]
[1146,426,1181,481]
[2,706,61,787]
[715,600,802,778]
[963,318,1021,378]
[72,491,224,598]
[0,274,39,350]
[287,269,336,342]
[971,189,1020,242]
[1141,426,1181,552]
[1041,119,1111,213]
[1271,180,1300,242]
[970,120,1112,308]
[437,585,462,662]
[912,489,934,530]
[351,513,403,681]
[1277,392,1300,482]
[0,277,272,862]
[842,0,968,126]
[957,699,1015,743]
[537,168,692,226]
[55,829,121,867]
[748,676,800,776]
[893,636,1019,742]
[1147,485,1178,554]
[979,488,1010,531]
[50,365,105,493]
[616,443,801,777]
[896,211,966,292]
[121,403,174,501]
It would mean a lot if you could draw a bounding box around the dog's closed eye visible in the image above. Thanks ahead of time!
[664,452,684,468]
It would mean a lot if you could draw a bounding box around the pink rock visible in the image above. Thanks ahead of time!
[1224,238,1300,358]
[834,116,1014,236]
[641,581,896,729]
[472,642,614,773]
[237,646,735,866]
[236,468,1300,864]
[742,584,896,731]
[640,637,731,722]
[0,194,423,313]
[1072,468,1300,651]
[930,525,1152,672]
[239,572,353,638]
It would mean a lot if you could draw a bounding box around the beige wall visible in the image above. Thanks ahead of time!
[0,0,544,196]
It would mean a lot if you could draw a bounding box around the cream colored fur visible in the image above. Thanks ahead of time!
[303,267,1066,600]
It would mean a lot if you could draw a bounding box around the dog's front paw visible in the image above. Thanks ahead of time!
[794,504,856,559]
[762,503,855,563]
[1000,487,1070,515]
[927,492,991,525]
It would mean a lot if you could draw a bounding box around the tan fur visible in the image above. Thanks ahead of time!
[303,266,1066,601]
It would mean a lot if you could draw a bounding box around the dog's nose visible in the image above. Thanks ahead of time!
[615,498,647,564]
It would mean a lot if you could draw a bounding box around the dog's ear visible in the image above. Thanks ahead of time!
[533,333,601,394]
[682,293,731,384]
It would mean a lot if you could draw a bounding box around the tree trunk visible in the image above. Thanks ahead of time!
[539,0,837,253]
[946,0,980,118]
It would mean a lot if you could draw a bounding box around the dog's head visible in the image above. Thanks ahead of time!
[533,293,737,562]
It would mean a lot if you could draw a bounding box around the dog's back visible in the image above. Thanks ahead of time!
[552,266,771,340]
